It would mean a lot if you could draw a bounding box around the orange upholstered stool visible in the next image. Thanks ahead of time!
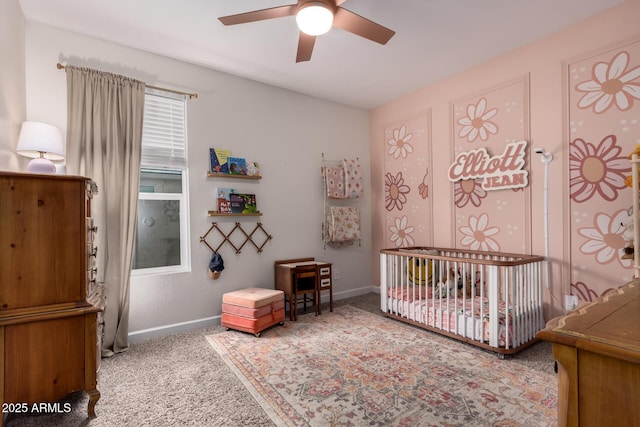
[221,287,285,337]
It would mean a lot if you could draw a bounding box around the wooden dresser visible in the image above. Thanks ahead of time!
[536,280,640,427]
[0,172,102,418]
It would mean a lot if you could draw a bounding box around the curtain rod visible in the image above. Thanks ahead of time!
[56,63,198,99]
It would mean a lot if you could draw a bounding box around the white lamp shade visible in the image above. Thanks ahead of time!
[16,121,65,161]
[296,3,334,36]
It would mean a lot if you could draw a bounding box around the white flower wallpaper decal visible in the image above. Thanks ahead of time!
[386,124,414,159]
[578,209,631,267]
[456,98,499,143]
[389,215,415,247]
[576,51,640,114]
[459,213,500,251]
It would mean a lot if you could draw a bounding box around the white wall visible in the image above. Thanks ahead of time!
[24,23,373,341]
[0,0,26,171]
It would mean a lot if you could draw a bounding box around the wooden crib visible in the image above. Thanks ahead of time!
[380,247,546,355]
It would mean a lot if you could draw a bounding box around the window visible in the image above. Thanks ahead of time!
[132,89,190,275]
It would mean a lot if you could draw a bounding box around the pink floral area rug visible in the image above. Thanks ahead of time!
[206,305,557,427]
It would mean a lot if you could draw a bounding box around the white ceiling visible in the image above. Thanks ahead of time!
[19,0,625,109]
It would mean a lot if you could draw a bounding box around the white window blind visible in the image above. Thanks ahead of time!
[141,88,187,168]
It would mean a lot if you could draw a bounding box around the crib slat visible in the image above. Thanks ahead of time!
[380,253,388,312]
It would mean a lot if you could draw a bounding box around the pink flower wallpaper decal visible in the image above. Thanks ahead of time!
[459,213,500,251]
[456,98,499,143]
[571,281,616,302]
[386,124,414,159]
[452,77,529,254]
[578,209,630,266]
[384,172,410,211]
[570,282,600,302]
[569,135,630,202]
[568,41,640,297]
[389,215,415,247]
[576,51,640,114]
[383,113,432,247]
[454,179,487,208]
[418,169,429,199]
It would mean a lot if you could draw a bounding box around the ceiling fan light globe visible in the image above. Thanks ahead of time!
[296,4,333,36]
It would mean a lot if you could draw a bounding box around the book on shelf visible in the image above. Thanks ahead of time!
[228,157,247,175]
[215,187,236,213]
[246,161,261,177]
[210,148,231,174]
[230,193,257,214]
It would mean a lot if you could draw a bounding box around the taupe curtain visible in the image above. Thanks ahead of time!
[64,66,145,356]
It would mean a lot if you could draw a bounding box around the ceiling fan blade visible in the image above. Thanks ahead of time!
[333,7,395,45]
[296,32,316,63]
[219,5,297,26]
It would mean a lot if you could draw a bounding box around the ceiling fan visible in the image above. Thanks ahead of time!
[218,0,395,63]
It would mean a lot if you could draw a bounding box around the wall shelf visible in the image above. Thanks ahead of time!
[207,172,261,180]
[208,211,262,217]
[203,161,270,253]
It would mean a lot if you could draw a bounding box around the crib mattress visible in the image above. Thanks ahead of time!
[387,296,520,347]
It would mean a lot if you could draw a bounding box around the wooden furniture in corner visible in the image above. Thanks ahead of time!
[536,279,640,427]
[0,172,103,418]
[274,258,333,321]
[317,263,333,315]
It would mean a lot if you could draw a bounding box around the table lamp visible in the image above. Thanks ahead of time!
[16,121,65,174]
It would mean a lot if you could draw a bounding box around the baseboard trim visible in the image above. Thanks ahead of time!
[128,315,221,343]
[324,285,379,302]
[128,285,380,343]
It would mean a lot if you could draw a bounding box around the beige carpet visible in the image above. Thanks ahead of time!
[5,293,556,426]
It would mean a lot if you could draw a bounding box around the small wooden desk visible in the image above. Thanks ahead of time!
[536,280,640,427]
[274,258,333,321]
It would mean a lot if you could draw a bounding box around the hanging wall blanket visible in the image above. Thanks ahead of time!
[343,158,363,199]
[324,159,363,199]
[326,206,361,246]
[324,163,346,199]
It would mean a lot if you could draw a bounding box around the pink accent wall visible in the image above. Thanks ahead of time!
[370,0,640,319]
